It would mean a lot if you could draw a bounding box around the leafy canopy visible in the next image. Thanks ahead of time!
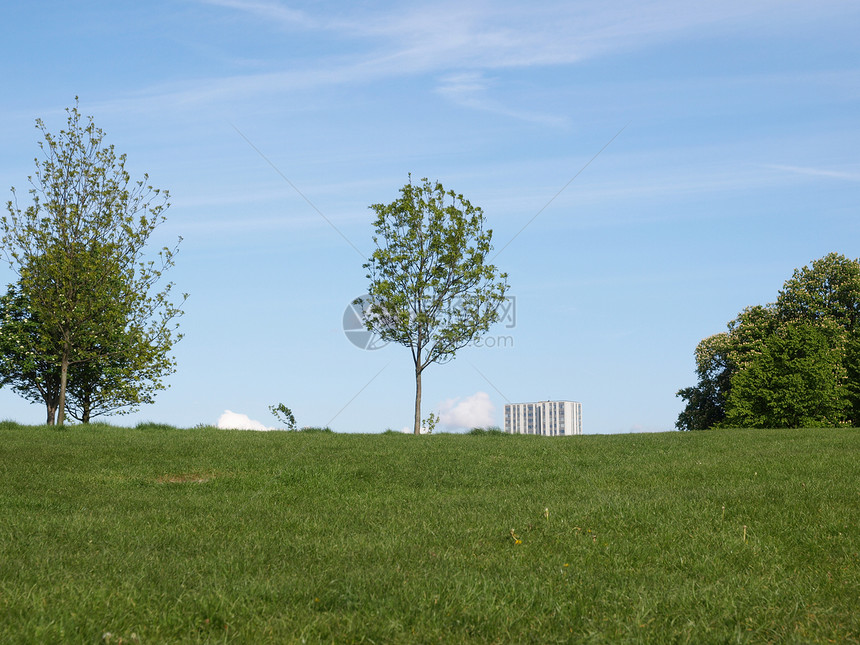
[360,176,509,434]
[677,253,860,430]
[0,100,185,425]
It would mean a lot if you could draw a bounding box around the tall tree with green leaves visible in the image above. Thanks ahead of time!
[724,321,846,428]
[0,100,185,425]
[776,252,860,329]
[0,271,173,424]
[675,332,733,430]
[677,253,860,429]
[776,252,860,424]
[0,283,62,423]
[676,305,777,430]
[359,177,509,434]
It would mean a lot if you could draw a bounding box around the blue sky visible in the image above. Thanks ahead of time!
[1,0,858,432]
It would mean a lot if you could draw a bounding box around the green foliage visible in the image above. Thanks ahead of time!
[0,277,174,424]
[725,322,847,427]
[0,283,62,423]
[777,251,860,327]
[678,253,860,429]
[134,421,178,431]
[269,403,297,431]
[422,411,438,434]
[0,100,185,425]
[360,176,509,434]
[675,332,734,430]
[1,424,858,642]
[468,426,505,435]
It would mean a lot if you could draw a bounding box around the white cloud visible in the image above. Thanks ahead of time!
[438,391,495,429]
[217,410,272,430]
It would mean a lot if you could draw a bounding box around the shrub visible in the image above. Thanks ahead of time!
[468,426,505,436]
[135,421,178,431]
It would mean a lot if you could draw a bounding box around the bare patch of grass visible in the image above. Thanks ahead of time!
[154,472,217,484]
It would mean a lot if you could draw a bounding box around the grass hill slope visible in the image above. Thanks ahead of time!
[1,423,858,643]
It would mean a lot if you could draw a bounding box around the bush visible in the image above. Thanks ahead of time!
[135,421,178,431]
[468,426,505,436]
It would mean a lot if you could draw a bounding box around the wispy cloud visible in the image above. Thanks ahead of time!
[342,1,779,71]
[765,164,860,182]
[196,0,313,28]
[435,71,569,126]
[111,0,854,116]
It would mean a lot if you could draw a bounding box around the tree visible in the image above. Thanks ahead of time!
[1,101,185,425]
[677,253,860,430]
[725,304,779,372]
[359,177,509,434]
[0,283,62,423]
[675,332,733,430]
[724,321,846,428]
[0,260,174,424]
[776,253,860,424]
[676,305,776,430]
[63,309,175,424]
[776,252,860,330]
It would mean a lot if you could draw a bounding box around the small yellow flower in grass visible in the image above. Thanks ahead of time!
[510,528,522,544]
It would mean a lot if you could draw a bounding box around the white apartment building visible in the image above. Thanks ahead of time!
[504,400,582,436]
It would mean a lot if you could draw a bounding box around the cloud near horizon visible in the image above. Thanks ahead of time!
[217,410,272,431]
[438,391,495,429]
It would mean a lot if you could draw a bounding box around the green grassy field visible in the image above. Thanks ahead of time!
[0,422,857,644]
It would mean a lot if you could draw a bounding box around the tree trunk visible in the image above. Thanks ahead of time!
[413,366,422,435]
[81,392,91,424]
[57,347,69,426]
[37,376,61,425]
[45,402,57,425]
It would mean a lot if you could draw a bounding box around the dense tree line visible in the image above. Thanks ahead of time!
[677,253,860,429]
